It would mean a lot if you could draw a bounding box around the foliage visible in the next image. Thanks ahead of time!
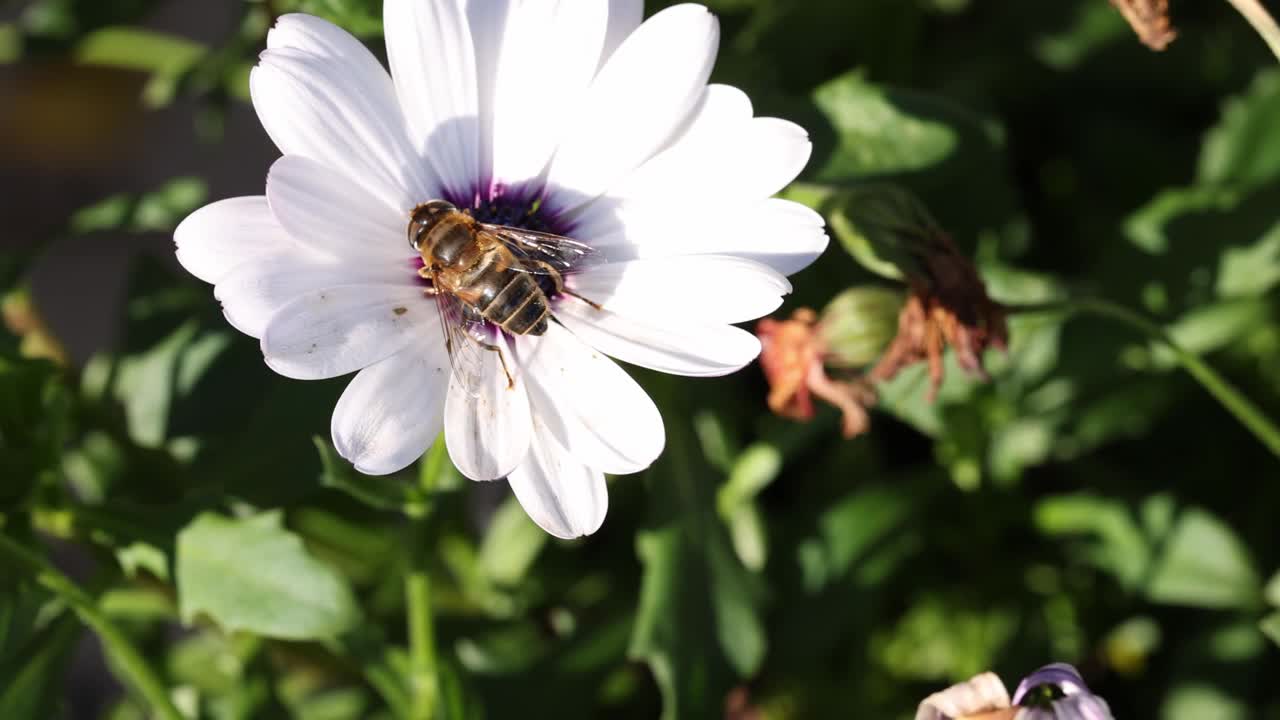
[2,0,1280,719]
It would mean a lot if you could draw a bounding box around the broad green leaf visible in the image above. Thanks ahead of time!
[1264,570,1280,607]
[1145,508,1261,610]
[1034,494,1149,590]
[1260,612,1280,647]
[177,512,360,640]
[875,594,1017,681]
[1199,69,1280,189]
[811,73,959,181]
[1161,684,1249,720]
[74,27,205,76]
[809,71,1004,206]
[630,406,766,719]
[479,496,547,587]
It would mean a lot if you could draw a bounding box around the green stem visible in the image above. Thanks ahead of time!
[406,553,437,720]
[1011,297,1280,459]
[0,531,183,720]
[1225,0,1280,63]
[406,436,447,720]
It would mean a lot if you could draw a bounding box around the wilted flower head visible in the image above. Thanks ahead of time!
[916,664,1114,720]
[840,187,1008,398]
[173,3,826,538]
[756,286,898,438]
[1109,0,1177,50]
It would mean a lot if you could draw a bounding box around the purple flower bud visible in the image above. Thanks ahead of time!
[1011,664,1114,720]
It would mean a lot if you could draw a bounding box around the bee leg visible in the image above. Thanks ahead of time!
[477,339,515,390]
[531,259,604,311]
[561,288,604,311]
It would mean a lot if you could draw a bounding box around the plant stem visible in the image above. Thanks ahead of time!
[406,437,446,720]
[1011,297,1280,459]
[1225,0,1280,62]
[406,551,437,720]
[0,531,183,720]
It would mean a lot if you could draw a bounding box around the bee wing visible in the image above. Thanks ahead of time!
[476,223,598,275]
[433,283,488,398]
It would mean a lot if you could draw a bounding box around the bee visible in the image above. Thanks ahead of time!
[409,199,599,391]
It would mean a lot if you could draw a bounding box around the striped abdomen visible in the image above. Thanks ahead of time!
[466,250,551,336]
[420,211,553,336]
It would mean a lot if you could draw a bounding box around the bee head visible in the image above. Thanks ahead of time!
[408,200,458,251]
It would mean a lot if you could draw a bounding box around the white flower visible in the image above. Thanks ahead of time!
[173,1,827,538]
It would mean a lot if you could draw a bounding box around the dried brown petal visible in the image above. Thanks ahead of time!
[869,233,1007,399]
[756,309,878,438]
[1110,0,1178,51]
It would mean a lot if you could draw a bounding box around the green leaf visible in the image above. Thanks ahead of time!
[1260,612,1280,647]
[811,72,959,181]
[71,177,208,234]
[316,438,430,516]
[1264,570,1280,607]
[630,406,766,719]
[1161,684,1249,720]
[479,496,548,587]
[1199,69,1280,189]
[0,354,74,506]
[116,541,168,582]
[177,512,360,640]
[74,27,205,76]
[1145,508,1261,610]
[810,72,1002,186]
[0,615,79,719]
[1034,494,1150,590]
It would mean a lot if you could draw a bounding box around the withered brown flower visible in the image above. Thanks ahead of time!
[869,232,1008,399]
[1110,0,1178,50]
[757,309,878,438]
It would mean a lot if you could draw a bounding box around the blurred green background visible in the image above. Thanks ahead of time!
[2,0,1280,718]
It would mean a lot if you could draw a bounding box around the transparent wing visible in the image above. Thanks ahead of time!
[433,282,488,398]
[476,223,598,275]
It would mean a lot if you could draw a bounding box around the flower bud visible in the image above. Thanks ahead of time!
[915,664,1114,720]
[829,183,945,281]
[818,286,903,369]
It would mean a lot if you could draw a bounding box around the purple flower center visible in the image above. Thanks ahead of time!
[443,182,577,238]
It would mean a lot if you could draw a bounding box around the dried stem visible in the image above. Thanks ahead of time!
[1224,0,1280,62]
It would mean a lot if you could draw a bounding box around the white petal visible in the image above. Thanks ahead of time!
[555,299,760,377]
[260,284,436,380]
[331,340,450,476]
[174,197,292,285]
[545,4,718,210]
[579,198,829,276]
[215,253,414,338]
[384,0,480,199]
[444,336,533,481]
[266,155,413,263]
[267,13,385,71]
[610,116,811,205]
[516,323,663,475]
[490,0,610,191]
[251,41,436,211]
[601,0,644,66]
[458,0,516,187]
[508,416,608,539]
[570,255,789,325]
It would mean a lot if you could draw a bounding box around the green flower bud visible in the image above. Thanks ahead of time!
[818,286,904,368]
[828,184,945,281]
